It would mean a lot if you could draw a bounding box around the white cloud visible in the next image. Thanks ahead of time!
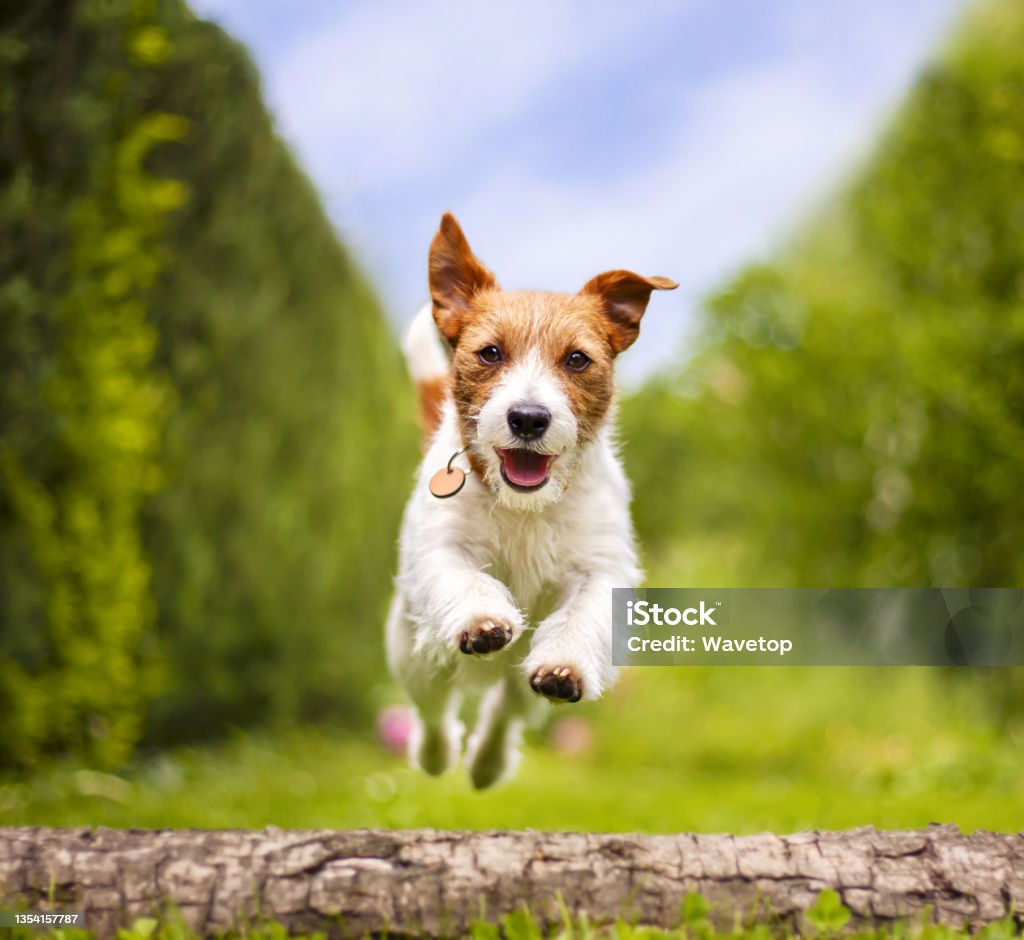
[449,55,881,382]
[263,0,684,191]
[188,0,967,382]
[391,1,965,382]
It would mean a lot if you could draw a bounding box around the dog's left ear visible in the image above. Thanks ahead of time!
[579,270,678,354]
[429,212,499,347]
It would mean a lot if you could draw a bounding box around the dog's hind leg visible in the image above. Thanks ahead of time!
[465,674,536,789]
[386,591,462,775]
[409,686,462,776]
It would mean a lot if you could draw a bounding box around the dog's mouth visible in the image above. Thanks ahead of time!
[496,448,555,492]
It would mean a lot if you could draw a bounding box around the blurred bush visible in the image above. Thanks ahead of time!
[0,1,417,769]
[623,0,1024,594]
[0,1,186,767]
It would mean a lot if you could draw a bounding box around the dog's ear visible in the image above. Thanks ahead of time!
[579,270,678,354]
[428,212,498,346]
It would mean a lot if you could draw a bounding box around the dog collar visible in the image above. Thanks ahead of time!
[429,446,472,498]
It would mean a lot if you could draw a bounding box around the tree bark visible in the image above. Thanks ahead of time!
[0,825,1020,937]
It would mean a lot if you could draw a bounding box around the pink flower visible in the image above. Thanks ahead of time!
[376,705,414,753]
[549,716,594,756]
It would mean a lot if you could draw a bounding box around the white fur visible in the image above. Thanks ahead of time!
[387,311,642,787]
[403,302,449,382]
[470,348,580,510]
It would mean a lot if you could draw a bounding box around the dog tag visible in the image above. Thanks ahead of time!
[429,466,466,499]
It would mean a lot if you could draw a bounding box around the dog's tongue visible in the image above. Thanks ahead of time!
[498,448,553,487]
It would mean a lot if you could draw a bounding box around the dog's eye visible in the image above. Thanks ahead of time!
[565,350,591,372]
[477,345,504,365]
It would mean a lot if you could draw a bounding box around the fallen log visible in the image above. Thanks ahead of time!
[0,825,1020,937]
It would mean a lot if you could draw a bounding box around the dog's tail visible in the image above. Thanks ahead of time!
[404,302,450,443]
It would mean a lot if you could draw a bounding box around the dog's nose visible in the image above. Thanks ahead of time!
[507,405,551,441]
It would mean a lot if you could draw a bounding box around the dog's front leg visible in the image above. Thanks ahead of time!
[406,545,525,658]
[523,571,621,703]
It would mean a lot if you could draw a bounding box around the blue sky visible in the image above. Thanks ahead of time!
[191,0,966,382]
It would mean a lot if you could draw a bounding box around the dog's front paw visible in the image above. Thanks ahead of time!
[529,665,583,703]
[459,615,517,656]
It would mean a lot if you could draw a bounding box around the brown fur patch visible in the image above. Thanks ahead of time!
[415,375,449,447]
[429,213,498,346]
[579,270,678,353]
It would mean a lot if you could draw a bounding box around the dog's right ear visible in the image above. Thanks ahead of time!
[429,212,498,346]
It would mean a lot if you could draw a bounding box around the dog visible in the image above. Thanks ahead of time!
[386,212,676,788]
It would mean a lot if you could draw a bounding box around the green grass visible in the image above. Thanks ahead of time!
[2,893,1019,940]
[2,666,1022,833]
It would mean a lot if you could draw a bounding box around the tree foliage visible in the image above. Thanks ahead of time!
[622,0,1024,595]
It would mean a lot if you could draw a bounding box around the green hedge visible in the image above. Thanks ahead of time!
[136,4,417,744]
[0,1,417,769]
[0,2,187,767]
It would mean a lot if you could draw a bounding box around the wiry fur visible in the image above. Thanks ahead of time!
[387,213,676,788]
